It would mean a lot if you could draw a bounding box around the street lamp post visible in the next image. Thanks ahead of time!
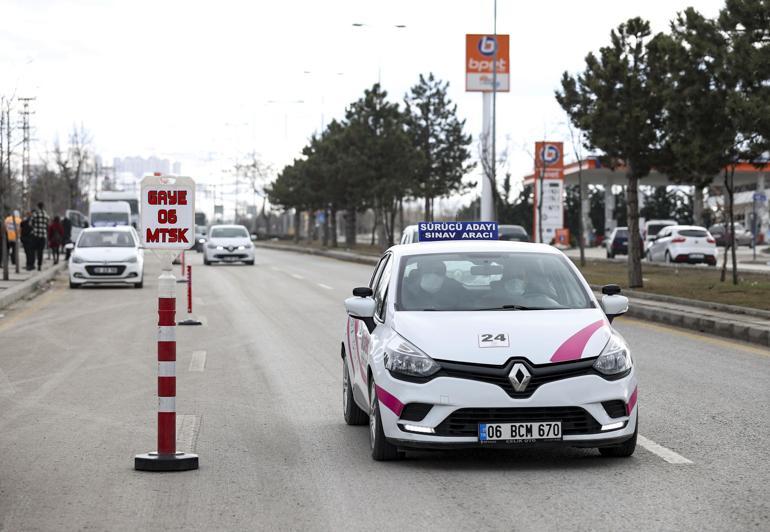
[351,23,407,84]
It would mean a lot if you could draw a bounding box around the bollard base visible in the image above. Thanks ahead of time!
[134,451,199,472]
[177,319,202,326]
[176,278,188,284]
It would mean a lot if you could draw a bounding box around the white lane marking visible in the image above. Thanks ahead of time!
[189,350,207,372]
[194,297,205,306]
[638,435,693,464]
[176,414,201,453]
[317,283,333,290]
[290,273,304,280]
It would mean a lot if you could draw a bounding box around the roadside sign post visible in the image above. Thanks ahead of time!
[135,174,199,472]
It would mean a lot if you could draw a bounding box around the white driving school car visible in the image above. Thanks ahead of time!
[341,224,637,461]
[203,224,255,265]
[68,226,144,288]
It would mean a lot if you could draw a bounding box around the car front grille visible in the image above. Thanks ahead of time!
[431,357,597,399]
[85,265,127,276]
[434,407,601,437]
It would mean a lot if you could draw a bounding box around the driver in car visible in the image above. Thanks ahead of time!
[402,258,465,310]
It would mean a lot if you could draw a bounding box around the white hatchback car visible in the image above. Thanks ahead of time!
[646,225,717,265]
[341,238,637,461]
[203,224,255,265]
[68,227,144,288]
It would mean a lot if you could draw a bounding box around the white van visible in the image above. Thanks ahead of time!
[89,201,131,227]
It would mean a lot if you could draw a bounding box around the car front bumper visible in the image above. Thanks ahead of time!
[69,261,143,284]
[373,367,638,448]
[204,248,255,262]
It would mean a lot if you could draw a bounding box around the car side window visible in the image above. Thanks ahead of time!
[373,255,392,322]
[369,255,389,289]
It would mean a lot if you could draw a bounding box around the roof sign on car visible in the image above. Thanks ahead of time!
[418,221,499,242]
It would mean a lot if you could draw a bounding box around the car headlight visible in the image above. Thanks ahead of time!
[237,245,246,250]
[384,335,440,378]
[593,333,632,376]
[71,254,84,264]
[198,238,206,244]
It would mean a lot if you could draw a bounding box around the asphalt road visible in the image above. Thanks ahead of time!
[0,248,768,531]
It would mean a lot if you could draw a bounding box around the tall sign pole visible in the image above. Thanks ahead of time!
[135,173,198,472]
[466,33,509,221]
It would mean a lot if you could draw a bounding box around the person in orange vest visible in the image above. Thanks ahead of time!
[4,210,21,266]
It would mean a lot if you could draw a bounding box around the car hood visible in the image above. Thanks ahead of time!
[75,247,138,262]
[208,237,251,247]
[392,309,612,365]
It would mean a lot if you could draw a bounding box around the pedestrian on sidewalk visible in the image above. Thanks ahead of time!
[4,210,21,266]
[48,216,64,265]
[20,211,34,270]
[30,202,49,271]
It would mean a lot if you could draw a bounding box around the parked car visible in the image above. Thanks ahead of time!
[498,224,530,242]
[193,226,207,252]
[65,209,89,244]
[646,225,716,265]
[707,222,754,248]
[642,219,677,252]
[604,227,641,258]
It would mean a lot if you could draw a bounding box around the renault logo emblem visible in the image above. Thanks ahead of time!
[509,363,531,392]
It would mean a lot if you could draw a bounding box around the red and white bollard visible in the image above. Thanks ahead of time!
[178,265,202,326]
[135,258,198,471]
[177,251,187,283]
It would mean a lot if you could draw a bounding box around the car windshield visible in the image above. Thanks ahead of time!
[615,229,629,238]
[396,252,592,311]
[678,229,709,237]
[78,231,135,248]
[210,227,248,238]
[648,223,672,236]
[91,213,129,226]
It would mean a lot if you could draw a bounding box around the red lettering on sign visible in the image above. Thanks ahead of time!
[157,209,178,224]
[147,189,188,206]
[145,228,188,243]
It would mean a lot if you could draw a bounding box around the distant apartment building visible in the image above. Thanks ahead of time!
[113,156,180,178]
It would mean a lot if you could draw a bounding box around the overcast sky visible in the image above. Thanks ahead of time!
[1,0,724,203]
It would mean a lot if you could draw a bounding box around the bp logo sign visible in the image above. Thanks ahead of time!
[478,36,497,56]
[540,144,560,165]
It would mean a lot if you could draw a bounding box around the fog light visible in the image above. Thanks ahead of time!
[601,421,626,431]
[400,424,435,434]
[74,273,84,278]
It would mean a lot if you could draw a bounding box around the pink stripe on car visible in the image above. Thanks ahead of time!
[627,386,638,415]
[550,319,606,362]
[375,384,404,417]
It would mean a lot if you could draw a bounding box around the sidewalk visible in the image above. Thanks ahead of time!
[255,240,770,347]
[0,249,67,310]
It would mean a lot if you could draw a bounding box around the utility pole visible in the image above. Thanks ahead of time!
[19,97,35,212]
[491,0,497,221]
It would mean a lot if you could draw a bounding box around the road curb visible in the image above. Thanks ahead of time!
[257,241,770,347]
[0,262,67,310]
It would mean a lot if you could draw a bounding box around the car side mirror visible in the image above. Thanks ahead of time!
[251,234,258,241]
[65,243,74,251]
[600,284,628,323]
[346,287,376,332]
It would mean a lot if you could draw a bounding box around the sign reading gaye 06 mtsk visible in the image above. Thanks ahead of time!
[140,174,195,249]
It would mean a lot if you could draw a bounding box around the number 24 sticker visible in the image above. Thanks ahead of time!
[478,333,509,347]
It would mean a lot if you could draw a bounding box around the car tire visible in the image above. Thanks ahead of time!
[203,257,211,265]
[665,251,673,263]
[343,354,367,426]
[245,260,255,265]
[606,250,613,259]
[69,281,79,289]
[134,279,143,289]
[599,417,637,458]
[369,379,402,461]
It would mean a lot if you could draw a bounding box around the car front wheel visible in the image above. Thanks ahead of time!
[343,354,367,426]
[369,379,402,461]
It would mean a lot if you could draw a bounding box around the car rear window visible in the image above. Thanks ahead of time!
[678,229,709,237]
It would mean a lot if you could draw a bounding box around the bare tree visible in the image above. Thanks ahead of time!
[54,125,92,211]
[235,151,273,234]
[566,121,587,266]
